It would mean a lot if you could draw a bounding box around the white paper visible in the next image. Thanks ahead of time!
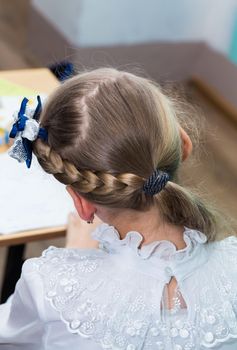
[0,152,74,234]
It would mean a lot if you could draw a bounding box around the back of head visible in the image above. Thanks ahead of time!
[33,68,219,241]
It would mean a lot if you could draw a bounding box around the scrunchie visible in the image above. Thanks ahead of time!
[143,169,170,196]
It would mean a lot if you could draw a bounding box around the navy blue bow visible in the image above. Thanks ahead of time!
[9,97,29,139]
[9,96,47,168]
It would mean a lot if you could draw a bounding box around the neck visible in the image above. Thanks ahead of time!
[96,205,187,250]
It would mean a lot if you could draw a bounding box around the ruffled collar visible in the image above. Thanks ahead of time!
[91,223,207,260]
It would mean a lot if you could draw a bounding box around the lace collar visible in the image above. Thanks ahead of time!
[91,223,207,260]
[37,230,237,349]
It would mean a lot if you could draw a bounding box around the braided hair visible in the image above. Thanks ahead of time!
[33,68,220,240]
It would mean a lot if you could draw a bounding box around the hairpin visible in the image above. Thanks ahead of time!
[143,169,170,196]
[8,96,47,168]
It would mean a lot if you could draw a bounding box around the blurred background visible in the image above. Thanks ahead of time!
[0,0,237,292]
[2,0,237,67]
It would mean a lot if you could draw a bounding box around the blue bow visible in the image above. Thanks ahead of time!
[9,96,47,168]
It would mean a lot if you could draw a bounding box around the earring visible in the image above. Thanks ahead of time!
[87,213,95,224]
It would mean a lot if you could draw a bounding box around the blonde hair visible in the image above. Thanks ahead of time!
[33,68,220,241]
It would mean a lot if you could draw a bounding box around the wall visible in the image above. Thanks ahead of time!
[32,0,237,56]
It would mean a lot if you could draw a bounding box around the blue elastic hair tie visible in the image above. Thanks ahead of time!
[143,169,170,196]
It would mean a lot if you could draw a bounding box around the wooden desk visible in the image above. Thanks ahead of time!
[0,68,66,302]
[0,68,67,246]
[0,68,59,94]
[0,226,66,247]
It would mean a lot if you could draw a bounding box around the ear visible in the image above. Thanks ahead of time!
[66,186,96,222]
[180,127,193,161]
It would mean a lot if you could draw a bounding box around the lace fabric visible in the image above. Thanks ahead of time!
[34,225,237,349]
[91,223,207,260]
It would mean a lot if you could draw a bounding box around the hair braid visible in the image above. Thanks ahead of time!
[32,68,230,239]
[33,139,145,199]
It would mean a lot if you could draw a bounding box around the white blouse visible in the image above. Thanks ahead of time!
[0,224,237,350]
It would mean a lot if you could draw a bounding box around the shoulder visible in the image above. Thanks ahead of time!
[189,235,237,347]
[202,235,237,280]
[19,246,108,319]
[211,234,237,248]
[27,246,163,348]
[207,234,237,262]
[40,245,106,262]
[21,246,107,297]
[24,245,107,279]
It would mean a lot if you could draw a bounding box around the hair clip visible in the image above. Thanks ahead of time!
[8,96,47,168]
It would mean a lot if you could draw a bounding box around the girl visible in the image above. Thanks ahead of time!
[0,68,236,350]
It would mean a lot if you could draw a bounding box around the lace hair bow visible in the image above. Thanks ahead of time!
[8,96,47,168]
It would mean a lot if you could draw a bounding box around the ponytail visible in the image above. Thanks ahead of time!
[158,182,220,241]
[34,67,230,242]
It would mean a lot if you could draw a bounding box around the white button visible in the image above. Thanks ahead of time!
[179,328,189,338]
[170,327,178,337]
[127,345,136,350]
[205,332,214,343]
